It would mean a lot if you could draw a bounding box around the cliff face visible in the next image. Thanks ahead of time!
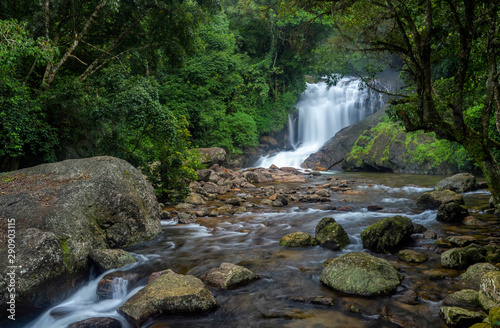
[302,110,474,174]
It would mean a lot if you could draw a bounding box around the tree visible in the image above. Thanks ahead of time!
[273,0,500,210]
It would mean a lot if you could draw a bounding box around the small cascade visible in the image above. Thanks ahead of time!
[255,77,384,168]
[111,277,129,299]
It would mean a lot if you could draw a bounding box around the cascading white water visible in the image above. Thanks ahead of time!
[255,77,383,168]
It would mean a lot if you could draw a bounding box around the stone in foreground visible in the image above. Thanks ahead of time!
[360,216,414,253]
[439,306,486,327]
[202,262,260,289]
[279,232,318,247]
[460,263,499,289]
[320,252,403,296]
[117,270,217,328]
[398,249,428,263]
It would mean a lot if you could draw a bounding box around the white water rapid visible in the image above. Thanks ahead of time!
[255,77,383,168]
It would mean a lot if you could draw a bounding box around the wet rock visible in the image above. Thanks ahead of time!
[435,238,454,248]
[490,307,500,328]
[68,317,122,328]
[423,230,437,239]
[177,213,196,224]
[487,253,500,265]
[439,306,487,327]
[337,205,353,212]
[0,157,161,310]
[464,216,488,226]
[435,173,477,193]
[315,189,330,197]
[360,216,415,253]
[423,269,446,280]
[441,246,486,269]
[367,204,383,212]
[202,262,260,289]
[398,249,428,263]
[443,289,481,308]
[89,249,136,274]
[320,252,403,296]
[416,190,465,210]
[288,296,335,306]
[479,291,500,312]
[413,223,427,233]
[400,289,420,305]
[117,270,217,327]
[437,202,470,223]
[175,203,195,210]
[461,263,499,289]
[196,169,215,182]
[481,272,500,305]
[380,306,419,327]
[225,197,243,206]
[198,147,226,166]
[448,235,477,247]
[96,273,133,300]
[279,232,318,247]
[260,136,279,149]
[469,324,493,328]
[269,193,288,205]
[314,217,350,250]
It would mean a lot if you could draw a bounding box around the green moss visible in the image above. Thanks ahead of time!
[59,237,73,273]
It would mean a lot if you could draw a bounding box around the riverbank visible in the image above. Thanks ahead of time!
[20,166,500,328]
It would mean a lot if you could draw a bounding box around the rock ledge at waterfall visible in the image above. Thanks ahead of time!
[302,109,472,174]
[0,156,161,310]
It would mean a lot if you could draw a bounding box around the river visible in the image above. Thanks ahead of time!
[22,171,497,328]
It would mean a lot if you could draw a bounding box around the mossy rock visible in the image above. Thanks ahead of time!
[416,190,465,210]
[320,252,403,296]
[443,289,480,308]
[89,249,136,274]
[279,232,318,247]
[117,270,217,327]
[360,216,414,253]
[439,306,487,327]
[436,202,470,223]
[490,307,500,328]
[461,263,499,289]
[441,246,486,269]
[398,249,428,263]
[202,263,260,289]
[315,217,350,250]
[481,271,500,304]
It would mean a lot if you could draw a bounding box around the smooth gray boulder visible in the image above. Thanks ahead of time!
[0,156,161,310]
[435,173,477,193]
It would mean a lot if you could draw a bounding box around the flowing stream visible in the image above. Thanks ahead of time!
[255,77,383,168]
[20,172,496,328]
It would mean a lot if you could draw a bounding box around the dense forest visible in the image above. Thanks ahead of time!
[1,0,500,207]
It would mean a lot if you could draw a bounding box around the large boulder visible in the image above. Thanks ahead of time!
[320,252,403,296]
[480,272,500,306]
[314,217,350,250]
[461,263,499,289]
[117,270,218,327]
[360,216,414,253]
[197,147,226,166]
[416,190,465,210]
[0,156,161,310]
[303,109,471,174]
[435,173,477,193]
[202,262,260,289]
[441,246,486,269]
[436,202,470,223]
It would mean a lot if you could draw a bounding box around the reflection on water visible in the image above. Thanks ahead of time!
[23,172,497,328]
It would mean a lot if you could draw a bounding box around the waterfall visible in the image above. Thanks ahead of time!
[254,77,383,168]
